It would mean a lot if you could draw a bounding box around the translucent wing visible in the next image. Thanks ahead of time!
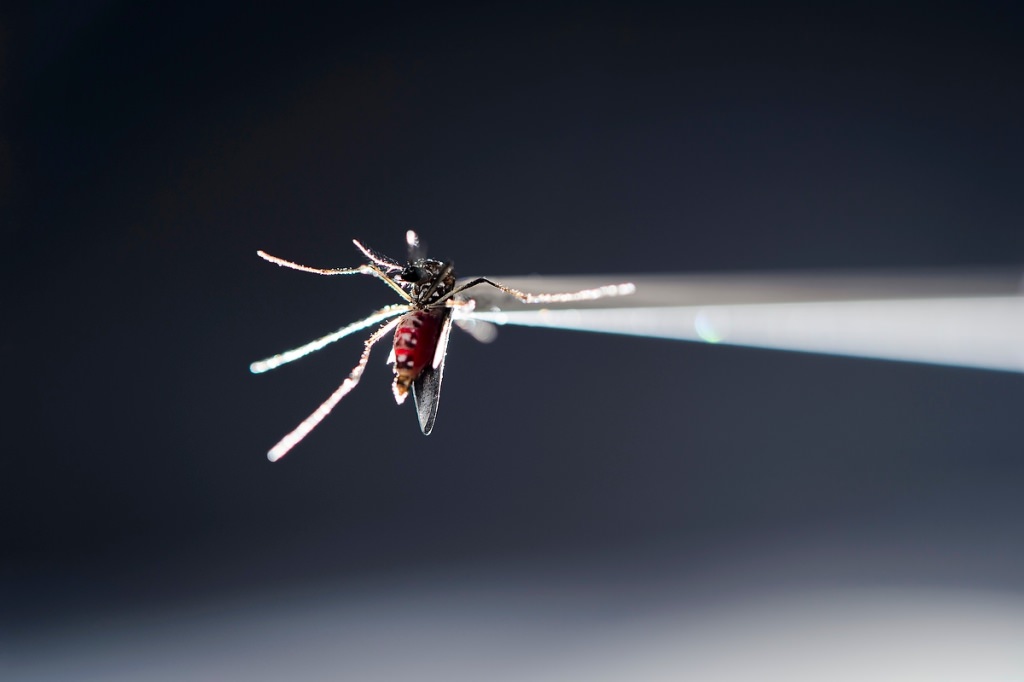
[411,311,453,435]
[406,229,427,262]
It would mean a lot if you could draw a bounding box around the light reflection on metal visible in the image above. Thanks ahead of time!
[456,269,1024,373]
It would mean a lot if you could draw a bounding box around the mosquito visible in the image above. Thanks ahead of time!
[251,231,636,461]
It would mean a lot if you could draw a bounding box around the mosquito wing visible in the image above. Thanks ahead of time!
[411,310,454,434]
[406,229,427,262]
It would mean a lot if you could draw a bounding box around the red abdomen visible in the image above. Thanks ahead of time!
[392,309,444,400]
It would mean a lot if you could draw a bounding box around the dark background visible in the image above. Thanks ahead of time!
[4,1,1024,674]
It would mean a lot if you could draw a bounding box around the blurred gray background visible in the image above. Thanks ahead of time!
[4,2,1023,679]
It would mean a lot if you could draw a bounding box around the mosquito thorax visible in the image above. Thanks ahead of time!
[398,258,456,305]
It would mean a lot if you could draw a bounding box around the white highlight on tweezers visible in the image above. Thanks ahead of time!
[460,296,1024,373]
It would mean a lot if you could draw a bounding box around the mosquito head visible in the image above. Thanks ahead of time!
[397,258,456,305]
[397,263,430,285]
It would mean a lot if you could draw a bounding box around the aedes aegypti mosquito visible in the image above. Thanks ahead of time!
[251,231,635,461]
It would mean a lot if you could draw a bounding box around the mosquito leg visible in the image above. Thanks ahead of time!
[250,304,409,374]
[363,265,415,301]
[444,277,636,304]
[266,317,403,462]
[256,251,414,302]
